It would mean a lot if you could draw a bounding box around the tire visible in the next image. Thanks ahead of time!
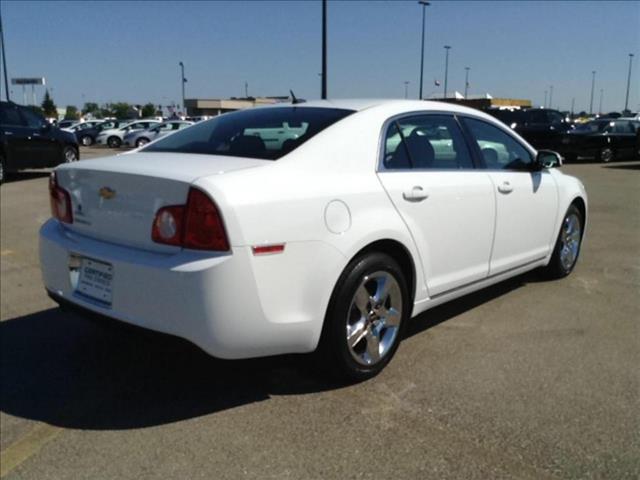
[543,204,583,279]
[62,146,79,163]
[317,252,410,382]
[599,146,614,163]
[0,155,5,184]
[80,135,93,147]
[107,136,121,148]
[136,137,149,148]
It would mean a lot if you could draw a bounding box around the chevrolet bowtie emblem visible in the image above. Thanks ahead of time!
[99,187,116,200]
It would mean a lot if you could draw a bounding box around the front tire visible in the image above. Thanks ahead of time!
[317,252,409,382]
[80,135,93,146]
[0,155,5,184]
[599,146,614,163]
[107,136,121,148]
[136,137,149,148]
[62,146,78,163]
[543,204,583,279]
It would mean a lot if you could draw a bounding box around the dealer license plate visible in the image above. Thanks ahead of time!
[76,258,113,305]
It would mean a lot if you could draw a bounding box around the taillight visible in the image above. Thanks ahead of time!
[49,172,73,224]
[151,206,184,246]
[151,188,229,251]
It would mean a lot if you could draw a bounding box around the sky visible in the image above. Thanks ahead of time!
[1,0,639,113]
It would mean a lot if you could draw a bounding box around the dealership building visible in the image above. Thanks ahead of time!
[184,96,290,116]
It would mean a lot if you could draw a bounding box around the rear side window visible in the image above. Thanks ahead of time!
[383,115,474,170]
[0,105,24,126]
[20,107,45,128]
[144,107,354,160]
[463,117,533,170]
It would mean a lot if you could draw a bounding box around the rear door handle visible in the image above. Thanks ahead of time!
[402,186,429,202]
[4,131,13,135]
[497,181,513,194]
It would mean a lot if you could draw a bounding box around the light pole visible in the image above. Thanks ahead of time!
[589,70,596,115]
[624,53,634,113]
[0,6,9,101]
[544,90,547,108]
[464,66,470,98]
[321,0,327,99]
[418,1,430,100]
[443,45,451,99]
[571,97,575,116]
[179,61,186,114]
[599,88,603,115]
[404,81,410,99]
[549,85,553,109]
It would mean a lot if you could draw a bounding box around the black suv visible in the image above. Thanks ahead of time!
[485,108,573,151]
[0,101,79,183]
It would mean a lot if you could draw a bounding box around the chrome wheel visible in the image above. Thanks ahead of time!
[600,147,613,163]
[64,147,78,163]
[0,159,4,183]
[346,271,403,366]
[81,136,92,146]
[559,213,581,271]
[136,138,149,148]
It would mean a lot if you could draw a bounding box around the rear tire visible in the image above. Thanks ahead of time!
[136,137,149,148]
[0,155,5,184]
[543,204,583,279]
[107,136,121,148]
[317,252,409,382]
[80,135,93,146]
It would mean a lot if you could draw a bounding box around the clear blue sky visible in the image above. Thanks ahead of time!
[2,0,639,112]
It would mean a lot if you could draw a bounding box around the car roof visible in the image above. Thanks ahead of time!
[266,98,492,116]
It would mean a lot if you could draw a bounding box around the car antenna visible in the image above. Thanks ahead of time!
[290,89,305,105]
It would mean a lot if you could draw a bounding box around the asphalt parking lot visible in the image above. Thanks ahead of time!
[1,149,638,479]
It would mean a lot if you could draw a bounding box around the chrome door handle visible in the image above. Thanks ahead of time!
[497,181,513,194]
[3,131,13,135]
[403,186,429,202]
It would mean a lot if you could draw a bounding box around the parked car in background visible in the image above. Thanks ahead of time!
[558,119,640,162]
[57,119,79,129]
[95,120,161,148]
[122,120,193,148]
[485,108,573,151]
[62,120,104,133]
[72,120,130,146]
[40,100,587,380]
[0,101,79,183]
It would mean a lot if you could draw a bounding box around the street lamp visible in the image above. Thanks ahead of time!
[443,45,451,99]
[321,0,327,99]
[599,88,603,115]
[404,81,410,99]
[624,53,634,113]
[589,70,596,115]
[179,61,186,114]
[418,1,430,100]
[464,66,470,98]
[549,85,553,109]
[544,90,547,108]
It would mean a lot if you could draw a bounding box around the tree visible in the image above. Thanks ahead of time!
[141,103,156,118]
[83,102,101,117]
[41,90,57,118]
[64,105,80,120]
[110,102,132,119]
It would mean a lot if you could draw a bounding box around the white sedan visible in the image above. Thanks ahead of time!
[40,100,587,380]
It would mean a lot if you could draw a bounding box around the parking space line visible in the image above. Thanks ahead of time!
[0,423,63,478]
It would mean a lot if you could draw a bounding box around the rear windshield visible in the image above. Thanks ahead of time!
[143,106,354,160]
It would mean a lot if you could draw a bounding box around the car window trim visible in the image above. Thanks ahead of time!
[377,111,485,172]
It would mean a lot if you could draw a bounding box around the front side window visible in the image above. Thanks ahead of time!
[144,107,354,160]
[463,117,533,170]
[20,107,46,128]
[383,115,474,170]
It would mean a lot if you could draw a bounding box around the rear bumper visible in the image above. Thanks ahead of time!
[39,219,339,359]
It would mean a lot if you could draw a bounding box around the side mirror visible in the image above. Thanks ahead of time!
[536,150,563,169]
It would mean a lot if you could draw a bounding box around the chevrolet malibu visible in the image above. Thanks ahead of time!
[40,100,587,380]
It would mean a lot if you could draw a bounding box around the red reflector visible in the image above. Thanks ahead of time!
[49,172,73,224]
[252,244,285,255]
[183,188,229,251]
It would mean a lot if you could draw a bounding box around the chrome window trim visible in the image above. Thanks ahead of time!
[376,110,537,173]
